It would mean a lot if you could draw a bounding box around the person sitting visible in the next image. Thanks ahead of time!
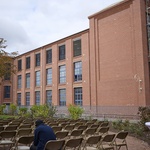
[30,119,56,150]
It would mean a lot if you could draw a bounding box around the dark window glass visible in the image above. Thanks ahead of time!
[35,91,40,105]
[74,61,82,81]
[59,89,66,106]
[46,68,52,85]
[73,39,81,57]
[74,87,82,106]
[46,90,52,105]
[26,57,30,69]
[59,45,65,60]
[46,49,52,64]
[26,92,30,106]
[35,53,40,66]
[17,93,21,106]
[18,59,22,71]
[4,86,10,98]
[35,71,40,86]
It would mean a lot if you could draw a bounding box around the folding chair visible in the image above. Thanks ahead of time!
[83,135,102,150]
[69,129,83,139]
[0,130,17,150]
[83,128,97,139]
[64,137,83,150]
[52,126,63,133]
[44,139,65,150]
[11,135,34,150]
[16,128,33,138]
[113,131,128,150]
[55,131,69,139]
[5,125,18,131]
[96,126,109,137]
[99,134,116,150]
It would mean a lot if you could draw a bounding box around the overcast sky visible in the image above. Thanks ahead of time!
[0,0,122,54]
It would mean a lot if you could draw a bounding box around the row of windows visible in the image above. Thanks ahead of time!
[18,39,81,71]
[17,87,82,106]
[17,61,82,89]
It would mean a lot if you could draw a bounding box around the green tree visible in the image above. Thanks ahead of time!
[0,38,18,80]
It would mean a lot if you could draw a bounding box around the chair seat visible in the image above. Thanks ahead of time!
[17,146,30,150]
[102,144,114,149]
[0,140,14,144]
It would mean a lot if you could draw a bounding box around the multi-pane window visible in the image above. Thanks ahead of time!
[26,73,30,88]
[59,45,65,60]
[74,61,82,81]
[59,65,66,83]
[74,87,82,106]
[17,93,21,106]
[4,73,10,80]
[46,49,52,64]
[4,63,11,80]
[26,92,30,106]
[18,59,22,71]
[35,91,40,105]
[35,53,40,66]
[4,86,10,98]
[17,75,22,89]
[73,39,81,57]
[46,90,52,105]
[26,57,30,69]
[35,71,40,86]
[46,68,52,85]
[59,89,66,106]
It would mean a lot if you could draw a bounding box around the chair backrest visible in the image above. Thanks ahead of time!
[19,124,32,129]
[64,137,83,149]
[70,129,83,137]
[97,126,109,135]
[115,131,128,140]
[100,122,109,127]
[5,125,18,131]
[102,134,116,143]
[55,131,69,139]
[17,128,33,137]
[77,125,88,130]
[0,130,16,138]
[86,135,102,145]
[84,128,97,136]
[17,135,34,145]
[64,125,75,131]
[44,139,65,150]
[52,126,62,133]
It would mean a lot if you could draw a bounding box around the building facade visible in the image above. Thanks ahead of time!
[1,0,150,117]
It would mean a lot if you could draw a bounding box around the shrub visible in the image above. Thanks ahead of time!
[10,103,17,115]
[0,104,6,115]
[68,104,84,120]
[18,107,28,117]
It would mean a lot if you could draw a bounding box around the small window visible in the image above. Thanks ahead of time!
[46,90,52,105]
[59,65,66,83]
[74,61,82,81]
[18,59,22,71]
[17,75,22,89]
[46,68,52,85]
[26,92,30,106]
[35,53,40,66]
[26,73,30,88]
[59,45,65,60]
[73,39,81,57]
[59,89,66,106]
[35,71,40,86]
[46,49,52,64]
[74,87,82,106]
[35,91,40,105]
[26,57,30,69]
[4,86,11,98]
[17,93,21,106]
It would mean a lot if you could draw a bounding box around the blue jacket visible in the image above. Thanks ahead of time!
[34,124,56,150]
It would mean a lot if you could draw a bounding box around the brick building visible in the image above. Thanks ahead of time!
[0,0,150,117]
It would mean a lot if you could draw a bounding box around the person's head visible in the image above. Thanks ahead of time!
[35,119,44,127]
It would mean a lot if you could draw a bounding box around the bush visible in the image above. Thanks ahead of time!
[10,103,17,115]
[68,104,84,120]
[0,104,6,115]
[18,107,28,117]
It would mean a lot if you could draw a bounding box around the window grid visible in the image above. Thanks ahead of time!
[46,49,52,64]
[17,93,21,106]
[17,75,22,89]
[26,92,30,106]
[26,57,30,69]
[59,65,66,83]
[35,71,40,86]
[46,90,52,105]
[59,89,66,106]
[46,68,52,85]
[74,61,82,81]
[4,86,10,98]
[73,39,81,57]
[35,91,40,105]
[74,87,82,106]
[26,73,30,88]
[35,53,40,66]
[59,45,65,60]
